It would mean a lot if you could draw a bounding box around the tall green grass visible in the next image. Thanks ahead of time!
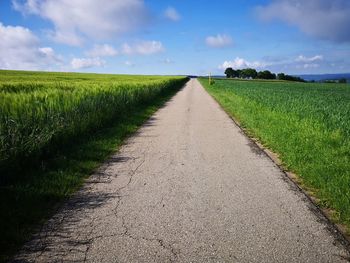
[0,70,187,175]
[200,78,350,229]
[0,70,188,262]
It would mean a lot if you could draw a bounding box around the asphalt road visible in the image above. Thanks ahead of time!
[14,79,349,262]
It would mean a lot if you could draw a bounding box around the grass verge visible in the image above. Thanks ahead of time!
[0,79,187,262]
[199,78,350,236]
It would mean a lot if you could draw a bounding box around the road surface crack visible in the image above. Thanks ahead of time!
[118,214,177,262]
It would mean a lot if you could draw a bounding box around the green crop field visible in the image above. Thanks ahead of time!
[200,78,350,231]
[0,70,186,169]
[0,70,188,261]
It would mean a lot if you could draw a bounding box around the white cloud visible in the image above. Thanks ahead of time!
[12,0,40,14]
[124,61,135,67]
[71,57,105,69]
[219,57,268,69]
[303,63,320,69]
[295,55,323,62]
[218,54,349,74]
[206,34,233,48]
[86,44,118,57]
[164,7,181,21]
[13,0,151,46]
[293,55,323,71]
[49,31,84,47]
[295,63,320,69]
[161,58,173,64]
[122,41,164,55]
[0,22,62,70]
[256,0,350,42]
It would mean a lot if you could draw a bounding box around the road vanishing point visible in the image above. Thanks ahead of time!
[14,79,350,262]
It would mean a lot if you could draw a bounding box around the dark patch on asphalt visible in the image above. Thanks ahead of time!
[246,140,264,156]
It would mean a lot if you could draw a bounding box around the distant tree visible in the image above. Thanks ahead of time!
[224,67,240,78]
[339,78,347,83]
[277,73,285,80]
[257,70,276,80]
[257,71,265,79]
[240,70,247,78]
[277,73,305,82]
[225,67,234,78]
[224,68,307,82]
[285,75,305,82]
[241,68,257,79]
[232,69,239,78]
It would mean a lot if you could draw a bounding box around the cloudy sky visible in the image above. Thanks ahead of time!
[1,0,350,75]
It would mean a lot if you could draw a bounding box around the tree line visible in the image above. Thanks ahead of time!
[224,67,305,82]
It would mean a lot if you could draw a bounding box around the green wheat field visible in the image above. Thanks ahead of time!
[0,70,187,261]
[200,78,350,231]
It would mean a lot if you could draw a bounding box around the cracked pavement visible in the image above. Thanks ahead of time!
[13,79,350,262]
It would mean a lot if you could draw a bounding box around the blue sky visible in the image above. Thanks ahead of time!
[1,0,350,75]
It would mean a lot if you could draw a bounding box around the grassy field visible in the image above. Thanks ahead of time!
[0,70,188,262]
[0,70,186,170]
[200,78,350,231]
